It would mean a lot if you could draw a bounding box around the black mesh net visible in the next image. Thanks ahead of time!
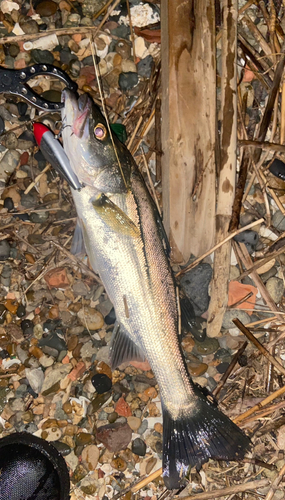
[0,433,70,500]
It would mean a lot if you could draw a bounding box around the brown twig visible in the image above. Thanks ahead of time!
[236,242,285,281]
[232,319,285,375]
[213,341,248,398]
[254,40,285,162]
[177,479,269,500]
[131,467,162,493]
[51,241,102,284]
[240,400,285,425]
[243,457,277,471]
[0,27,105,45]
[126,0,136,61]
[233,383,285,424]
[238,139,285,153]
[234,242,279,313]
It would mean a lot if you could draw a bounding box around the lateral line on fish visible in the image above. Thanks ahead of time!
[89,37,128,190]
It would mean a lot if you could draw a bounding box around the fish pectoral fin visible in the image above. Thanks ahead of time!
[110,322,145,370]
[71,219,86,257]
[92,193,140,238]
[71,219,99,274]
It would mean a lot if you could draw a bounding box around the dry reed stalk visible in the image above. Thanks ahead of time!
[233,318,285,377]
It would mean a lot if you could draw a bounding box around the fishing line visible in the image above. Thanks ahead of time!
[89,36,128,190]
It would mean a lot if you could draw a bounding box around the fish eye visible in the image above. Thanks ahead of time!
[94,124,107,140]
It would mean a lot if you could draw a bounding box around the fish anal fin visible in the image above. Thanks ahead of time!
[92,193,140,238]
[71,219,86,257]
[162,398,251,489]
[110,323,145,370]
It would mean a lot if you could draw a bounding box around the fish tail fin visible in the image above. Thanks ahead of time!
[162,397,250,489]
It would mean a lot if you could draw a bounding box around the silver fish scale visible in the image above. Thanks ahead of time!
[72,172,195,418]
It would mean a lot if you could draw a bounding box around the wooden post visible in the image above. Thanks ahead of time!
[207,0,237,337]
[161,0,216,263]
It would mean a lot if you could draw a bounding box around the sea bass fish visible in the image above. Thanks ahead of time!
[61,90,250,488]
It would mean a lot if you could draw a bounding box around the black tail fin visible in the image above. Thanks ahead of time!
[162,397,250,489]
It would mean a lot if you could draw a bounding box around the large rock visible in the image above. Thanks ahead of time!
[96,422,132,452]
[181,263,212,315]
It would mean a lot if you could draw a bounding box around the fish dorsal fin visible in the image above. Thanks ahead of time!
[71,220,86,257]
[110,322,145,370]
[92,193,140,238]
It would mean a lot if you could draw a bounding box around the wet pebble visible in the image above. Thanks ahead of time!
[20,192,36,209]
[234,230,259,253]
[272,210,285,231]
[115,40,131,59]
[187,361,208,376]
[53,441,71,457]
[41,89,61,103]
[222,309,251,330]
[214,348,232,363]
[0,116,4,135]
[127,416,141,431]
[78,307,104,330]
[27,234,45,245]
[41,345,58,358]
[119,72,139,91]
[137,55,154,77]
[1,265,11,287]
[31,49,54,65]
[20,20,39,34]
[0,348,9,358]
[38,331,67,351]
[41,363,72,395]
[181,263,212,315]
[137,419,148,435]
[97,298,113,317]
[16,304,26,318]
[121,59,137,73]
[0,150,20,180]
[216,362,230,374]
[36,0,58,16]
[15,384,28,398]
[18,130,36,147]
[82,444,100,470]
[193,336,219,356]
[0,241,10,261]
[72,464,88,483]
[91,373,112,394]
[96,422,132,452]
[25,367,44,394]
[88,392,112,414]
[105,307,116,325]
[73,280,89,296]
[260,266,277,282]
[108,412,118,424]
[21,319,34,337]
[75,432,93,446]
[29,212,49,223]
[266,277,284,304]
[2,131,18,149]
[111,456,127,471]
[17,102,28,117]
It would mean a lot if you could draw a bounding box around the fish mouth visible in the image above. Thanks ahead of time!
[62,90,92,139]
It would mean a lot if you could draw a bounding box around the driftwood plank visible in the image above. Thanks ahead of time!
[161,0,216,263]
